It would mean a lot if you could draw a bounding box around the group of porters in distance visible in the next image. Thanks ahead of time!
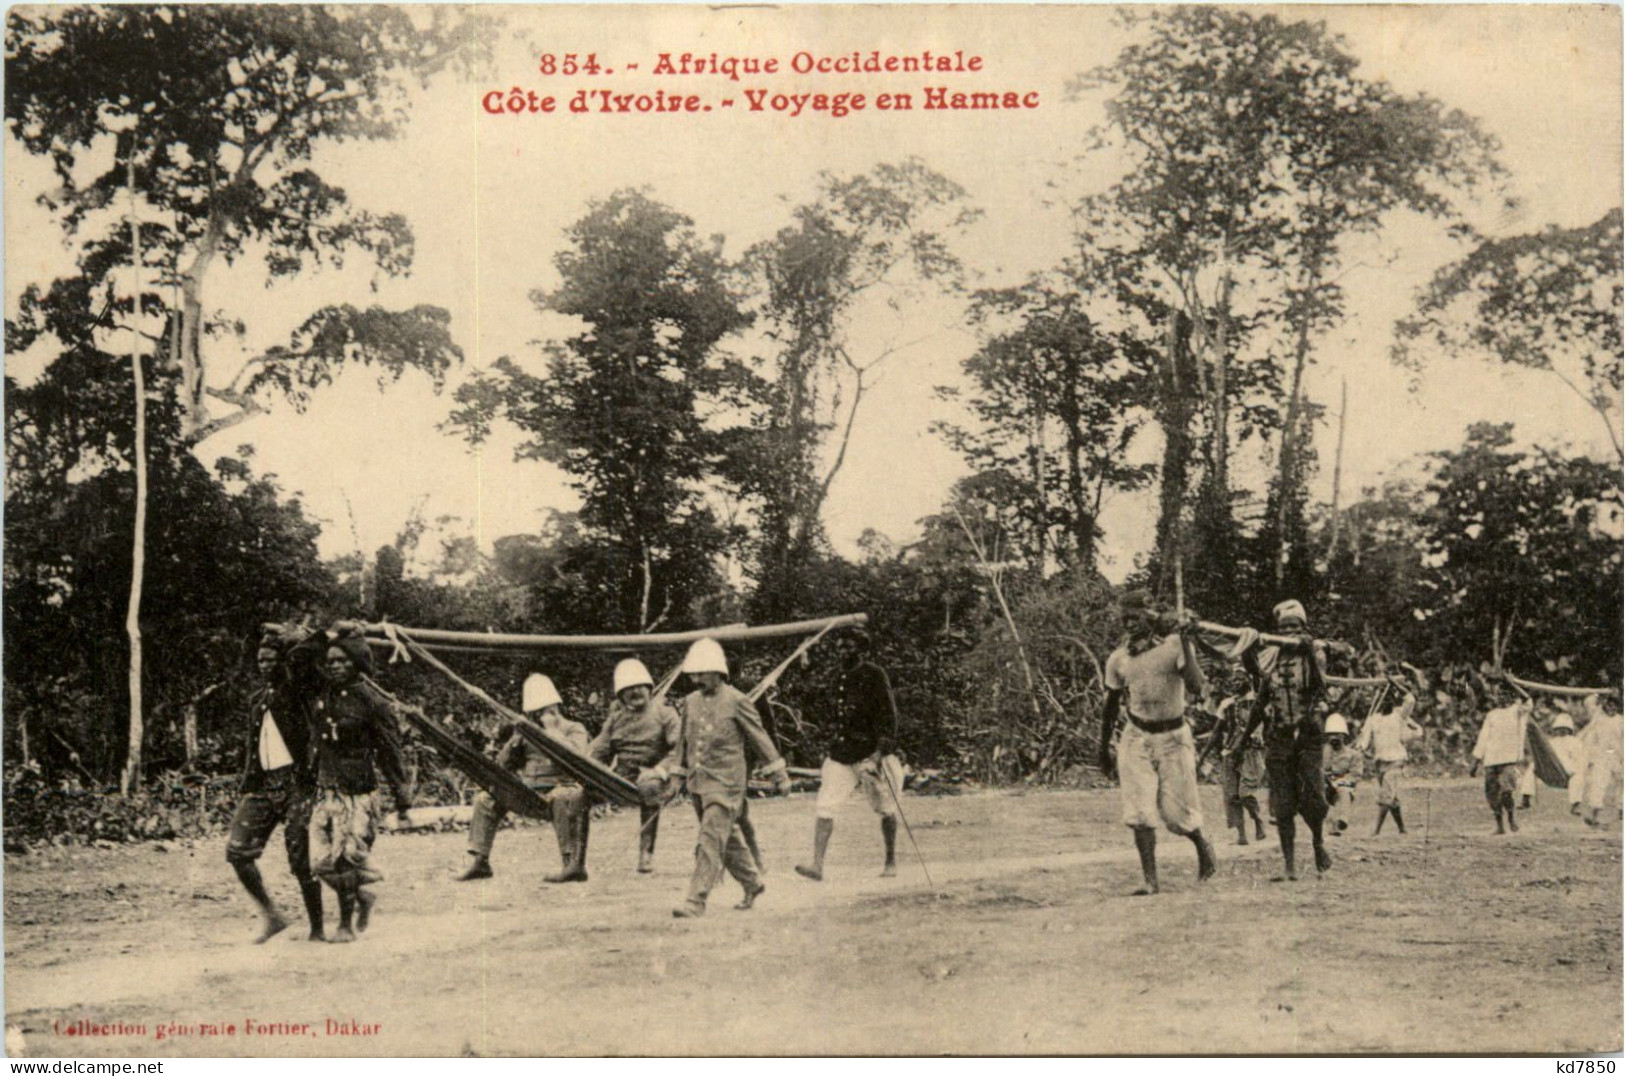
[222,595,1623,941]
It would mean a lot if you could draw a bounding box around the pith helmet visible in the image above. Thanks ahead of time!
[613,658,655,696]
[522,673,563,713]
[1552,712,1576,732]
[683,637,728,676]
[1324,713,1349,737]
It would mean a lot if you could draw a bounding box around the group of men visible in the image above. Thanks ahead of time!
[227,624,906,940]
[227,623,411,944]
[1096,590,1623,895]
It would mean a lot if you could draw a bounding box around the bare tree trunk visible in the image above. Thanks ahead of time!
[17,706,31,770]
[183,700,199,769]
[120,152,149,797]
[1274,295,1316,585]
[952,508,1046,730]
[1327,376,1349,559]
[1028,394,1047,571]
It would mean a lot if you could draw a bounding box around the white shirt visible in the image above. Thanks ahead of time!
[1472,704,1529,768]
[1355,696,1421,762]
[259,710,296,771]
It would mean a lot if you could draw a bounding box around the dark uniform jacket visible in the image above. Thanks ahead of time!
[240,684,317,792]
[312,680,411,811]
[240,632,327,792]
[828,660,900,765]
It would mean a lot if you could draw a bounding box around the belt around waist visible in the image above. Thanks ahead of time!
[1128,714,1186,735]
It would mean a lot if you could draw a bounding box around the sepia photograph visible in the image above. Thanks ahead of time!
[2,2,1621,1059]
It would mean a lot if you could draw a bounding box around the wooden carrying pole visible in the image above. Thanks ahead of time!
[360,613,867,653]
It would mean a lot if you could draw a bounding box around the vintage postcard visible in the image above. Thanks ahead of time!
[3,3,1621,1059]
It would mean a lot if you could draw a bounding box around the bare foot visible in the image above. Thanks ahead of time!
[254,912,291,945]
[1314,845,1332,873]
[329,927,356,944]
[672,903,705,919]
[794,864,823,881]
[1129,886,1159,896]
[1269,872,1298,883]
[306,929,327,942]
[880,863,897,878]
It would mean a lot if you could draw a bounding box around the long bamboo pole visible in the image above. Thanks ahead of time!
[359,613,867,652]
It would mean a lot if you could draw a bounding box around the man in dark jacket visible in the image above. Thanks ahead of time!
[308,633,412,943]
[224,629,324,943]
[795,629,902,881]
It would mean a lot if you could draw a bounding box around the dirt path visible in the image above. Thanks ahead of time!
[6,781,1620,1055]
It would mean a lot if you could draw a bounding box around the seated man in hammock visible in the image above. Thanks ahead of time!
[456,673,592,883]
[590,658,682,873]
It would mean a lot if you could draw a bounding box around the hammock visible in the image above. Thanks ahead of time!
[371,616,861,810]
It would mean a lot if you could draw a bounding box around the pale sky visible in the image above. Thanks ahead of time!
[5,5,1621,582]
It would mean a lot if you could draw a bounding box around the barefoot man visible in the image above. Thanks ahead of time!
[795,628,903,882]
[1097,590,1217,895]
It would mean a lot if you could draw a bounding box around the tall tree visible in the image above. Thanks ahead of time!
[446,190,759,632]
[6,5,483,443]
[1394,208,1623,460]
[936,278,1157,573]
[6,6,485,788]
[1417,423,1621,680]
[742,159,978,619]
[1068,7,1501,608]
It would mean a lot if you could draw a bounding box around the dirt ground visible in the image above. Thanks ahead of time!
[4,779,1620,1056]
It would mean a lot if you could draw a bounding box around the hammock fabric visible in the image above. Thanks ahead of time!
[362,676,550,820]
[1527,721,1572,789]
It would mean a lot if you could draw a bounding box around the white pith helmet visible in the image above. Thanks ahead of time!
[613,658,655,696]
[1552,712,1576,732]
[1324,713,1349,737]
[522,673,563,713]
[682,637,728,676]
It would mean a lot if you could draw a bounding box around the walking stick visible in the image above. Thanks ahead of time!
[876,758,934,891]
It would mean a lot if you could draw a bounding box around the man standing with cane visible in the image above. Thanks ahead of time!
[796,628,903,882]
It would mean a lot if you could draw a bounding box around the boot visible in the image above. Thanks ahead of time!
[1391,805,1407,834]
[1374,804,1390,836]
[232,861,290,944]
[299,879,326,941]
[1505,796,1519,833]
[454,853,493,881]
[638,805,660,873]
[1309,821,1332,873]
[796,817,835,881]
[543,805,588,883]
[1493,807,1506,834]
[1252,809,1267,842]
[880,816,898,877]
[1131,826,1159,895]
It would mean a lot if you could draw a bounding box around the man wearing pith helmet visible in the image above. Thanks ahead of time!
[671,637,791,918]
[455,672,592,883]
[590,657,681,873]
